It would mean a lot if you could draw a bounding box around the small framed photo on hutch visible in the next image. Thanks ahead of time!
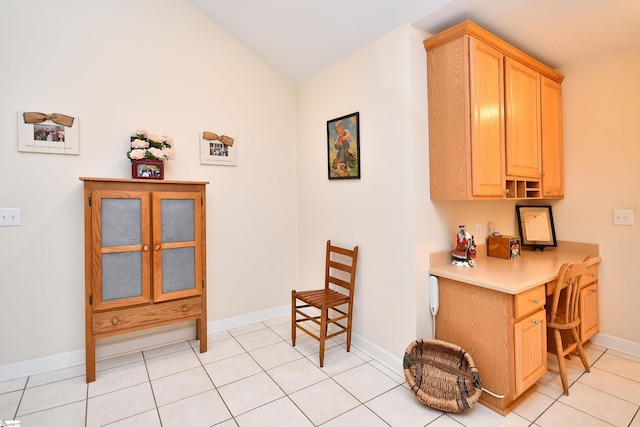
[200,132,237,166]
[132,159,164,179]
[516,205,557,251]
[327,112,360,179]
[17,110,79,155]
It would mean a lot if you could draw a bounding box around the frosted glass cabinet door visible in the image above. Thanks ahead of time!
[153,192,203,301]
[93,190,151,310]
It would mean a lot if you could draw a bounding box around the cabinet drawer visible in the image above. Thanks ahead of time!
[93,297,202,335]
[514,286,545,319]
[582,264,598,286]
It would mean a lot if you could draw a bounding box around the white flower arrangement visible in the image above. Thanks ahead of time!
[127,128,175,162]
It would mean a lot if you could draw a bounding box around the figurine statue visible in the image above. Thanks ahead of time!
[452,225,477,267]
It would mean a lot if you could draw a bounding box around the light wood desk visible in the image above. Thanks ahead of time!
[429,241,600,415]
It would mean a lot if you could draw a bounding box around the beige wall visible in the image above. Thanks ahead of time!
[297,25,433,365]
[0,0,299,371]
[1,0,638,379]
[297,26,640,364]
[556,47,640,347]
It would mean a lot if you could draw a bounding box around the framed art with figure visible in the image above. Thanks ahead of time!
[327,112,360,179]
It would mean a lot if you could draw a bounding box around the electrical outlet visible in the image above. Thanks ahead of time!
[613,209,634,226]
[0,207,21,226]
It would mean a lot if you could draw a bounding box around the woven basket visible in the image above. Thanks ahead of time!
[403,339,482,413]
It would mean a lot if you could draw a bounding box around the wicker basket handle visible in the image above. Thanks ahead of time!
[403,353,482,390]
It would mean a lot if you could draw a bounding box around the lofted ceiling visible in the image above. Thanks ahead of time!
[189,0,640,83]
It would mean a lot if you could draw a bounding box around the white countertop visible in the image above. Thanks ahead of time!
[429,241,601,295]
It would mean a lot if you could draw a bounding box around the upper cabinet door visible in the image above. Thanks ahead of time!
[505,58,541,179]
[540,76,564,198]
[152,191,203,302]
[92,190,152,310]
[469,37,505,197]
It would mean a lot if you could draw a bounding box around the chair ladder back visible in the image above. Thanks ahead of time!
[325,243,358,293]
[551,262,587,324]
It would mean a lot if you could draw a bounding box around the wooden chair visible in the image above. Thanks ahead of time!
[291,240,359,367]
[546,261,591,395]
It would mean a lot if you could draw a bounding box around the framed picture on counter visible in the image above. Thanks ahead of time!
[516,205,557,251]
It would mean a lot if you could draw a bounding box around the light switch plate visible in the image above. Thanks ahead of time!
[612,209,633,226]
[0,207,21,226]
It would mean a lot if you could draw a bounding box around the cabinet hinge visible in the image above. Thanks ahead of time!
[89,294,93,305]
[202,279,205,289]
[88,196,92,207]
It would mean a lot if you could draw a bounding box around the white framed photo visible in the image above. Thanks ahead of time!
[199,133,237,166]
[17,110,80,155]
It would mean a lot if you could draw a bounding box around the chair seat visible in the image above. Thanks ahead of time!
[296,289,349,308]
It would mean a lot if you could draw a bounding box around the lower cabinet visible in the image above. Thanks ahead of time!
[435,278,546,415]
[579,264,600,342]
[514,308,547,395]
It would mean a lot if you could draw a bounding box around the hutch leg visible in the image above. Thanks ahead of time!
[197,318,207,352]
[86,335,96,383]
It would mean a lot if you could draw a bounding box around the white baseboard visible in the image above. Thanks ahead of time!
[590,332,640,358]
[0,305,289,382]
[3,310,635,383]
[351,333,404,377]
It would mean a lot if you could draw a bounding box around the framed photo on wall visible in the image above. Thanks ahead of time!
[327,112,360,179]
[17,110,79,155]
[200,132,237,166]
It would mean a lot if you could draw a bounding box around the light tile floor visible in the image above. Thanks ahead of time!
[2,315,640,426]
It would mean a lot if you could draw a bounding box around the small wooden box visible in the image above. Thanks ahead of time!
[488,235,521,259]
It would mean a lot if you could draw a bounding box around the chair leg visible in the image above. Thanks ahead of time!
[346,311,352,352]
[291,291,296,347]
[554,329,570,395]
[319,307,327,367]
[571,327,591,373]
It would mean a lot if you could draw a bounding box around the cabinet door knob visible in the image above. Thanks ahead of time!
[154,244,161,251]
[591,289,597,293]
[111,317,119,325]
[531,298,539,304]
[590,273,596,278]
[181,305,189,312]
[533,319,540,325]
[143,245,149,252]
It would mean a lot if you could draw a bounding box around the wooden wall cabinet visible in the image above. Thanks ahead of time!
[81,177,208,382]
[540,76,565,197]
[424,21,565,200]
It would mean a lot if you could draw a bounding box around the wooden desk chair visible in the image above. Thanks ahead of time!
[547,261,590,395]
[291,240,359,367]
